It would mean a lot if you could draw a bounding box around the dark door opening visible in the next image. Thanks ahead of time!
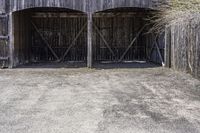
[13,8,87,67]
[93,8,164,65]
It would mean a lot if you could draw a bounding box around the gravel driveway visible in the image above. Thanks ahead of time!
[0,63,200,133]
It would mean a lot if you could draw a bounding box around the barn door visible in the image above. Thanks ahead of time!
[93,16,147,63]
[0,14,9,68]
[147,33,165,66]
[31,14,87,63]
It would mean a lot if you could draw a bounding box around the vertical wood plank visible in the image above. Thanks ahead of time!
[8,12,14,68]
[165,26,171,67]
[87,12,93,67]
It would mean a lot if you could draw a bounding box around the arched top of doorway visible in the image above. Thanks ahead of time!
[93,7,158,19]
[3,0,166,14]
[94,7,157,13]
[90,0,161,13]
[8,0,87,13]
[11,7,86,16]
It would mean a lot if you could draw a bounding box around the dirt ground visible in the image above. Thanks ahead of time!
[0,63,200,133]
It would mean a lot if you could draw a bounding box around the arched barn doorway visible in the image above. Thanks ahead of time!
[12,7,87,67]
[92,8,164,65]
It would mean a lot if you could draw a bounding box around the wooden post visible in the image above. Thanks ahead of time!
[87,13,92,68]
[164,26,171,68]
[8,12,14,68]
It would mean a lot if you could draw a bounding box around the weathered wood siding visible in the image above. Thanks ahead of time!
[0,3,9,67]
[6,0,164,13]
[166,24,200,79]
[8,0,87,13]
[0,0,6,14]
[91,0,160,12]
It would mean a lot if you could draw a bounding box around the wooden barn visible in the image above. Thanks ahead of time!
[0,0,167,68]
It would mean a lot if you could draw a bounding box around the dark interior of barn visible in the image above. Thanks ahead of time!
[13,8,87,66]
[12,7,164,68]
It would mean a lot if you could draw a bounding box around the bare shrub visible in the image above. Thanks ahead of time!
[150,0,200,33]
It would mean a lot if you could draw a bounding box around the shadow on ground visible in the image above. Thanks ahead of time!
[16,61,160,69]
